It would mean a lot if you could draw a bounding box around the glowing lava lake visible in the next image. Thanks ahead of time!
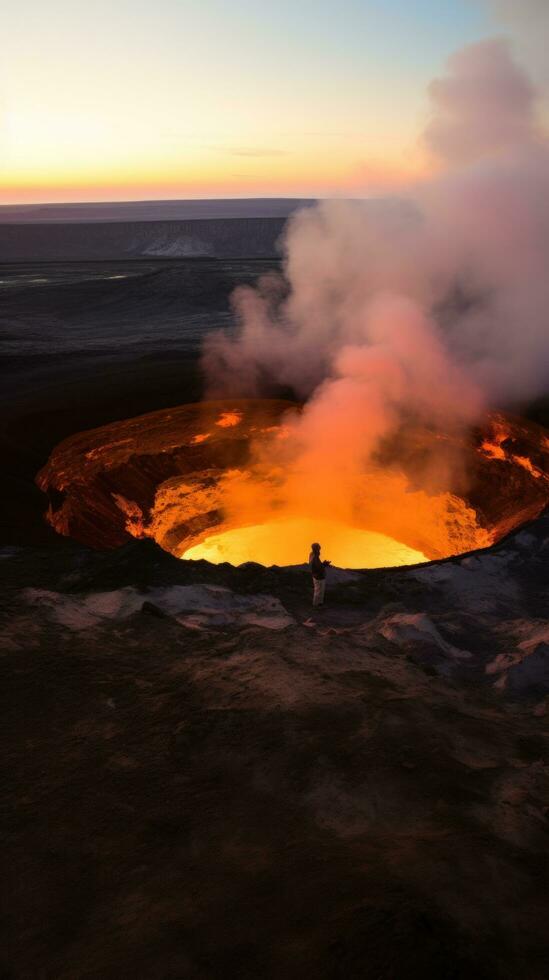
[37,400,549,570]
[181,519,428,568]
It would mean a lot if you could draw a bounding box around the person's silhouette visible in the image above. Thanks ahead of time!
[309,542,331,607]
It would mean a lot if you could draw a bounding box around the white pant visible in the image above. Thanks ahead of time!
[313,578,326,606]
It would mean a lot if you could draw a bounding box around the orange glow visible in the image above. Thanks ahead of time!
[479,420,548,482]
[182,518,428,569]
[512,455,543,479]
[216,411,243,428]
[480,439,506,460]
[168,459,494,569]
[36,401,549,568]
[480,420,509,460]
[100,405,545,566]
[0,144,430,206]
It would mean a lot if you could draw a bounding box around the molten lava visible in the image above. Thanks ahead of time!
[181,519,428,568]
[36,401,549,570]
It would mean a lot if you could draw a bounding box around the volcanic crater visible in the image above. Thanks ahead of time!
[36,399,549,569]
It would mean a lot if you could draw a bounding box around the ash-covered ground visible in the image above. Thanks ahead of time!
[2,253,548,979]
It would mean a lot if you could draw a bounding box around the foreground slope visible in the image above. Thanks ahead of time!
[2,514,549,979]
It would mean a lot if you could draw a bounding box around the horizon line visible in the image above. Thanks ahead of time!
[0,194,324,209]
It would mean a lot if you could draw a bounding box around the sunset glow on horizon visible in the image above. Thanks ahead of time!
[0,0,505,204]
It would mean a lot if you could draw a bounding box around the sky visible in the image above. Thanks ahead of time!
[0,0,525,204]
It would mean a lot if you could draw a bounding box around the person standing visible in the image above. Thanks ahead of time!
[309,542,331,607]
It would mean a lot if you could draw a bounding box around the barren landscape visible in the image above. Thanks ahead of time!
[2,247,548,979]
[4,0,549,975]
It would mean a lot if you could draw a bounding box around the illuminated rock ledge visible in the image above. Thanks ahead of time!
[36,399,549,569]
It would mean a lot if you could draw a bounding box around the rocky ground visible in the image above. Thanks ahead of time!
[2,513,548,979]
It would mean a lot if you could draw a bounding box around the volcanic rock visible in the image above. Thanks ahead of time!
[2,512,549,978]
[36,399,549,563]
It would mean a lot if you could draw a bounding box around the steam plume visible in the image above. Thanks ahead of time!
[202,36,549,535]
[424,39,539,165]
[483,2,549,86]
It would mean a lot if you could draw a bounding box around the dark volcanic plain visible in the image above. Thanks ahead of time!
[0,257,282,545]
[2,247,549,980]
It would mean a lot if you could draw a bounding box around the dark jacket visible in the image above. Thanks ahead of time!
[309,553,326,580]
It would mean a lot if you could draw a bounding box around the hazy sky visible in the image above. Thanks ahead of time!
[0,0,513,203]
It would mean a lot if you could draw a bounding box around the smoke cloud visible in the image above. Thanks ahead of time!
[424,39,540,166]
[202,35,549,540]
[482,1,549,87]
